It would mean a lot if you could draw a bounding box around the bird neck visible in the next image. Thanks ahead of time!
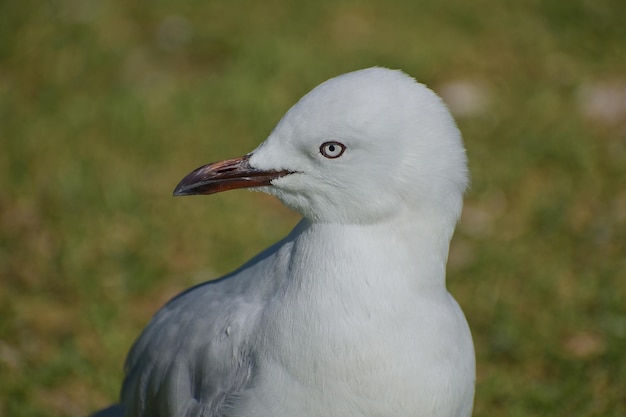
[290,212,456,296]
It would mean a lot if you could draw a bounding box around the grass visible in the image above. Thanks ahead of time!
[1,0,625,416]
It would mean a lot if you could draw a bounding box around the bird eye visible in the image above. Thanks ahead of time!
[319,141,346,159]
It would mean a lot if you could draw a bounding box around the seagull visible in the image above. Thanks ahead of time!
[119,67,475,417]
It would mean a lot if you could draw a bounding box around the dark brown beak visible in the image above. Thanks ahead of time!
[173,154,291,196]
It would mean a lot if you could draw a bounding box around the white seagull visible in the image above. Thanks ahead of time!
[119,67,475,417]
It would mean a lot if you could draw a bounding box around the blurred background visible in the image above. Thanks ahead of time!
[1,0,625,416]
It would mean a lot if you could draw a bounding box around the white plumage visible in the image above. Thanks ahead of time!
[120,67,475,417]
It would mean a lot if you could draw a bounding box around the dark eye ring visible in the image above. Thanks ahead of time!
[319,141,346,159]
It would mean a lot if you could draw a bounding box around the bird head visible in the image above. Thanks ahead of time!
[174,68,468,226]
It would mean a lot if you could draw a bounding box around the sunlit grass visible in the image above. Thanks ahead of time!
[1,1,625,416]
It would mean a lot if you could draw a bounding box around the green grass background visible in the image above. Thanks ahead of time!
[1,1,625,416]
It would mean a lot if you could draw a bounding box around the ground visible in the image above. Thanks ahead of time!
[1,1,625,416]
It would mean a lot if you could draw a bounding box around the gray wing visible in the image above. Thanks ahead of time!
[121,236,293,417]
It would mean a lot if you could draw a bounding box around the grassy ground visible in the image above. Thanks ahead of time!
[1,1,625,416]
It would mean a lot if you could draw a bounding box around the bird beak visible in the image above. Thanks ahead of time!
[173,154,291,196]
